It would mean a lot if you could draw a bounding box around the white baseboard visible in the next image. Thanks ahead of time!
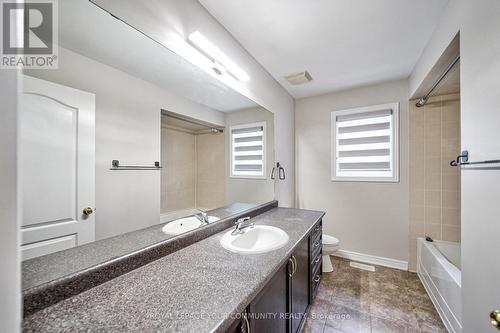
[333,249,408,271]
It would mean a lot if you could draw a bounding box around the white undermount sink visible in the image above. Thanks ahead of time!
[162,216,220,235]
[220,225,289,254]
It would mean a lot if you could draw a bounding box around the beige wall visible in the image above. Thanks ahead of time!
[295,79,410,263]
[225,107,275,204]
[409,94,460,270]
[196,132,226,210]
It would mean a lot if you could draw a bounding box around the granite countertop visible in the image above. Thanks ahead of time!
[22,203,257,290]
[23,207,324,333]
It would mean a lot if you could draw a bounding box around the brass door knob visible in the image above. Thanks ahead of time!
[82,207,94,216]
[491,310,500,330]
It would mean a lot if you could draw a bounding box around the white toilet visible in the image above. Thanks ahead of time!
[322,234,340,272]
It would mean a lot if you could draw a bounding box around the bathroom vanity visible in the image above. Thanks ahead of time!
[236,218,323,333]
[22,202,274,316]
[22,206,324,333]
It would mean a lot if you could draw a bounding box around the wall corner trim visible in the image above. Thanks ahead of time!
[334,249,409,271]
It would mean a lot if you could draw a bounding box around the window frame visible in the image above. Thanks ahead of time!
[331,102,399,183]
[229,121,267,180]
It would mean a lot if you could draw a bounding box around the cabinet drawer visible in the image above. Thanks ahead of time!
[311,220,322,244]
[310,234,322,262]
[310,265,322,300]
[311,250,322,274]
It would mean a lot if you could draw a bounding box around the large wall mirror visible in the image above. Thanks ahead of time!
[21,0,275,291]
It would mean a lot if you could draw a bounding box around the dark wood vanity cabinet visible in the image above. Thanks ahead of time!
[247,264,288,332]
[289,235,310,333]
[237,219,322,333]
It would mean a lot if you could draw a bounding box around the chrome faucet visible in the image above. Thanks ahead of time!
[194,209,209,225]
[231,217,254,235]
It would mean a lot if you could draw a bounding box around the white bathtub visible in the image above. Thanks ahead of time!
[417,238,462,333]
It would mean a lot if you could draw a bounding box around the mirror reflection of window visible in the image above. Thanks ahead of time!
[225,107,275,205]
[230,122,266,179]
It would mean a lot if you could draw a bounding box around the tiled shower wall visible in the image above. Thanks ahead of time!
[161,128,196,213]
[409,93,461,271]
[160,128,225,214]
[195,132,226,210]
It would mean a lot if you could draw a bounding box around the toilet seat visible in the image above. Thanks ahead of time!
[323,234,339,246]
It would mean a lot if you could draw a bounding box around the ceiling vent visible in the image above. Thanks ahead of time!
[285,71,313,85]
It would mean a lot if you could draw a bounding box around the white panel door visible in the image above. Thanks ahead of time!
[20,75,95,261]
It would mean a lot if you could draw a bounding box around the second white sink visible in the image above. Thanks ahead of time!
[220,225,289,254]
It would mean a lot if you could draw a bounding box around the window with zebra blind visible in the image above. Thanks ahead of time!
[331,103,399,182]
[230,122,266,178]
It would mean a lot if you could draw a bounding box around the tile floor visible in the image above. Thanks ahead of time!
[303,257,447,333]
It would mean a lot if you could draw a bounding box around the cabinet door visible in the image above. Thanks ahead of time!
[290,237,310,333]
[224,319,242,333]
[248,264,287,333]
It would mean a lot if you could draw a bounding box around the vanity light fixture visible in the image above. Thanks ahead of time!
[188,31,250,82]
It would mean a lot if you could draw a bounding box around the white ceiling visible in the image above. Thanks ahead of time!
[58,0,257,112]
[199,0,449,98]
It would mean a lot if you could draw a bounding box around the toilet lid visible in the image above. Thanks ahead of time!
[323,234,339,246]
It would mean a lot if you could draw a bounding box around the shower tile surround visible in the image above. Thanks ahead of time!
[161,126,226,213]
[161,128,196,212]
[409,93,460,270]
[196,132,226,209]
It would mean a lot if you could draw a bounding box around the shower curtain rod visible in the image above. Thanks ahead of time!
[416,55,460,108]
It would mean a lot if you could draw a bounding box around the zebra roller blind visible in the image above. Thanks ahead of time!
[230,122,266,178]
[332,103,399,181]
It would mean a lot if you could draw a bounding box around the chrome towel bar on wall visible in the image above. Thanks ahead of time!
[110,160,162,170]
[450,150,500,168]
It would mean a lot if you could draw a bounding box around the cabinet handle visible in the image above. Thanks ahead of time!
[243,311,251,333]
[292,256,297,275]
[314,274,321,283]
[288,258,295,277]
